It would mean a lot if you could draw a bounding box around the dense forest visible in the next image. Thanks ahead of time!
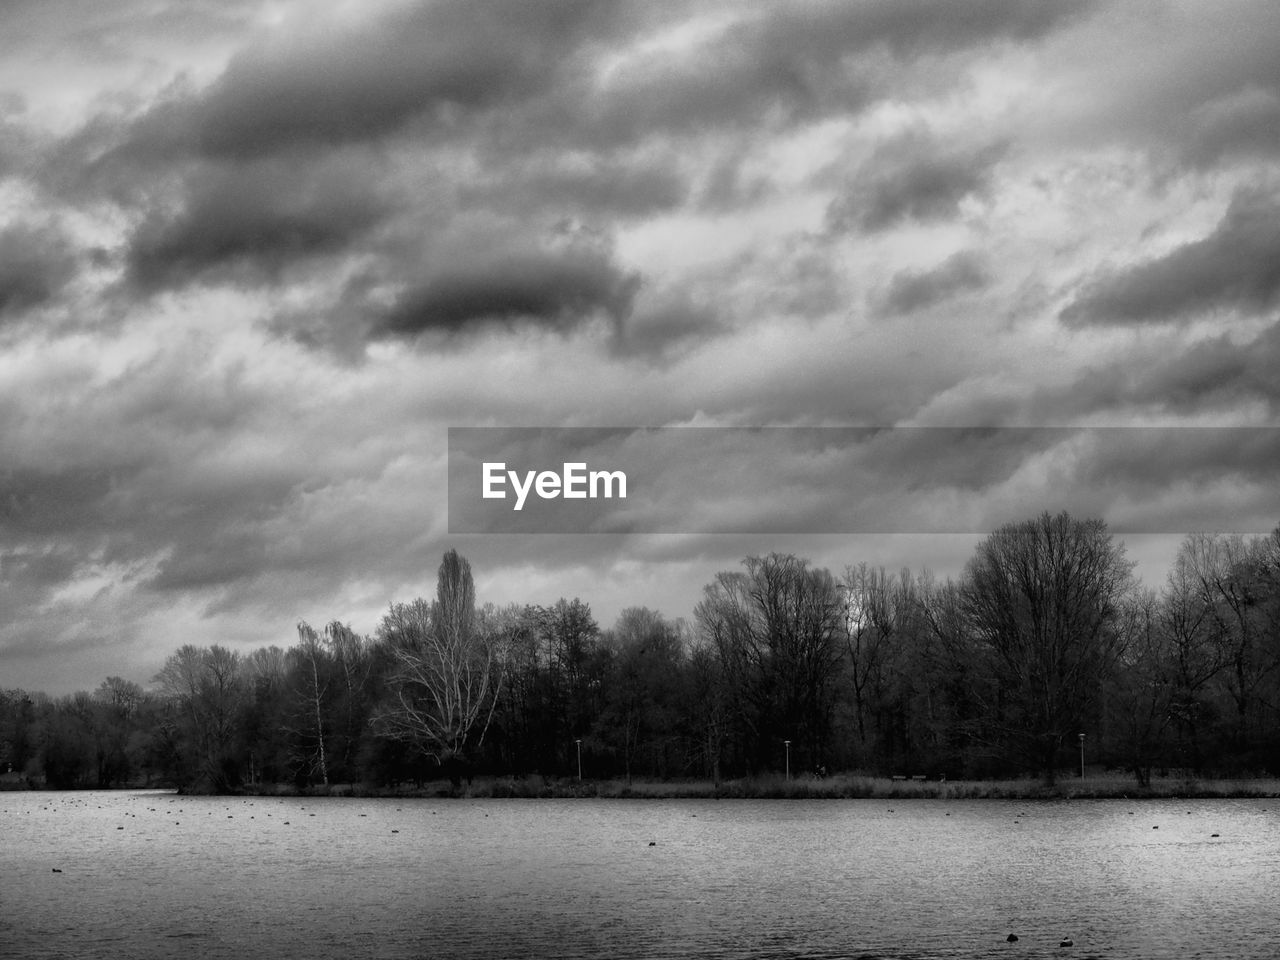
[3,512,1279,793]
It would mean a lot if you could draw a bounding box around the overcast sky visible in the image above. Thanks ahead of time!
[3,0,1279,694]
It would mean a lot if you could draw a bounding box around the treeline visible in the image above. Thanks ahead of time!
[3,513,1279,792]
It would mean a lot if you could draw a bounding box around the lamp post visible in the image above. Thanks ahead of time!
[1078,733,1085,780]
[575,738,582,781]
[784,740,791,781]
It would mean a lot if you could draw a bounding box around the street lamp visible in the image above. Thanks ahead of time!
[575,738,582,781]
[784,740,791,781]
[1078,733,1085,780]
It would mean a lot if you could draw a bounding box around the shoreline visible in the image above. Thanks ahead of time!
[201,772,1280,800]
[9,771,1280,800]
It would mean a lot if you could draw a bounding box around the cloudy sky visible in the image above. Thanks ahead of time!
[3,0,1279,694]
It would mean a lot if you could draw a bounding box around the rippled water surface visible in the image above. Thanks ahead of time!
[3,791,1278,958]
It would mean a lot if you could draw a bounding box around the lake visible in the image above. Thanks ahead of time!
[2,791,1277,958]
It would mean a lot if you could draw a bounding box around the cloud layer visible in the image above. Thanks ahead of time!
[2,0,1279,693]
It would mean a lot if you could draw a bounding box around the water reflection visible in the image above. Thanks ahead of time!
[3,792,1277,959]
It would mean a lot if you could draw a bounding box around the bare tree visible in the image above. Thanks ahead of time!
[841,564,897,751]
[915,570,995,774]
[153,644,245,790]
[1175,531,1280,762]
[1160,542,1230,770]
[1109,588,1173,786]
[961,512,1135,783]
[696,553,843,774]
[373,550,500,784]
[290,623,331,786]
[607,607,686,782]
[322,621,373,776]
[94,676,144,719]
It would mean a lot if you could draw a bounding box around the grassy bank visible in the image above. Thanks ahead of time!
[231,772,1280,801]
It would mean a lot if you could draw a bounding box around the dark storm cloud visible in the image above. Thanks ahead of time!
[1019,319,1280,424]
[146,529,268,592]
[0,106,36,178]
[380,241,640,337]
[0,547,80,592]
[0,224,78,318]
[827,133,1007,232]
[612,292,726,360]
[28,0,1107,348]
[1079,427,1280,494]
[118,0,632,163]
[1136,4,1280,170]
[105,463,308,596]
[0,454,302,597]
[1131,322,1280,413]
[118,437,315,595]
[1061,187,1280,326]
[1,349,324,606]
[459,152,689,220]
[1,467,117,537]
[1183,87,1280,168]
[96,0,1099,176]
[695,149,776,212]
[880,250,990,315]
[126,155,389,287]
